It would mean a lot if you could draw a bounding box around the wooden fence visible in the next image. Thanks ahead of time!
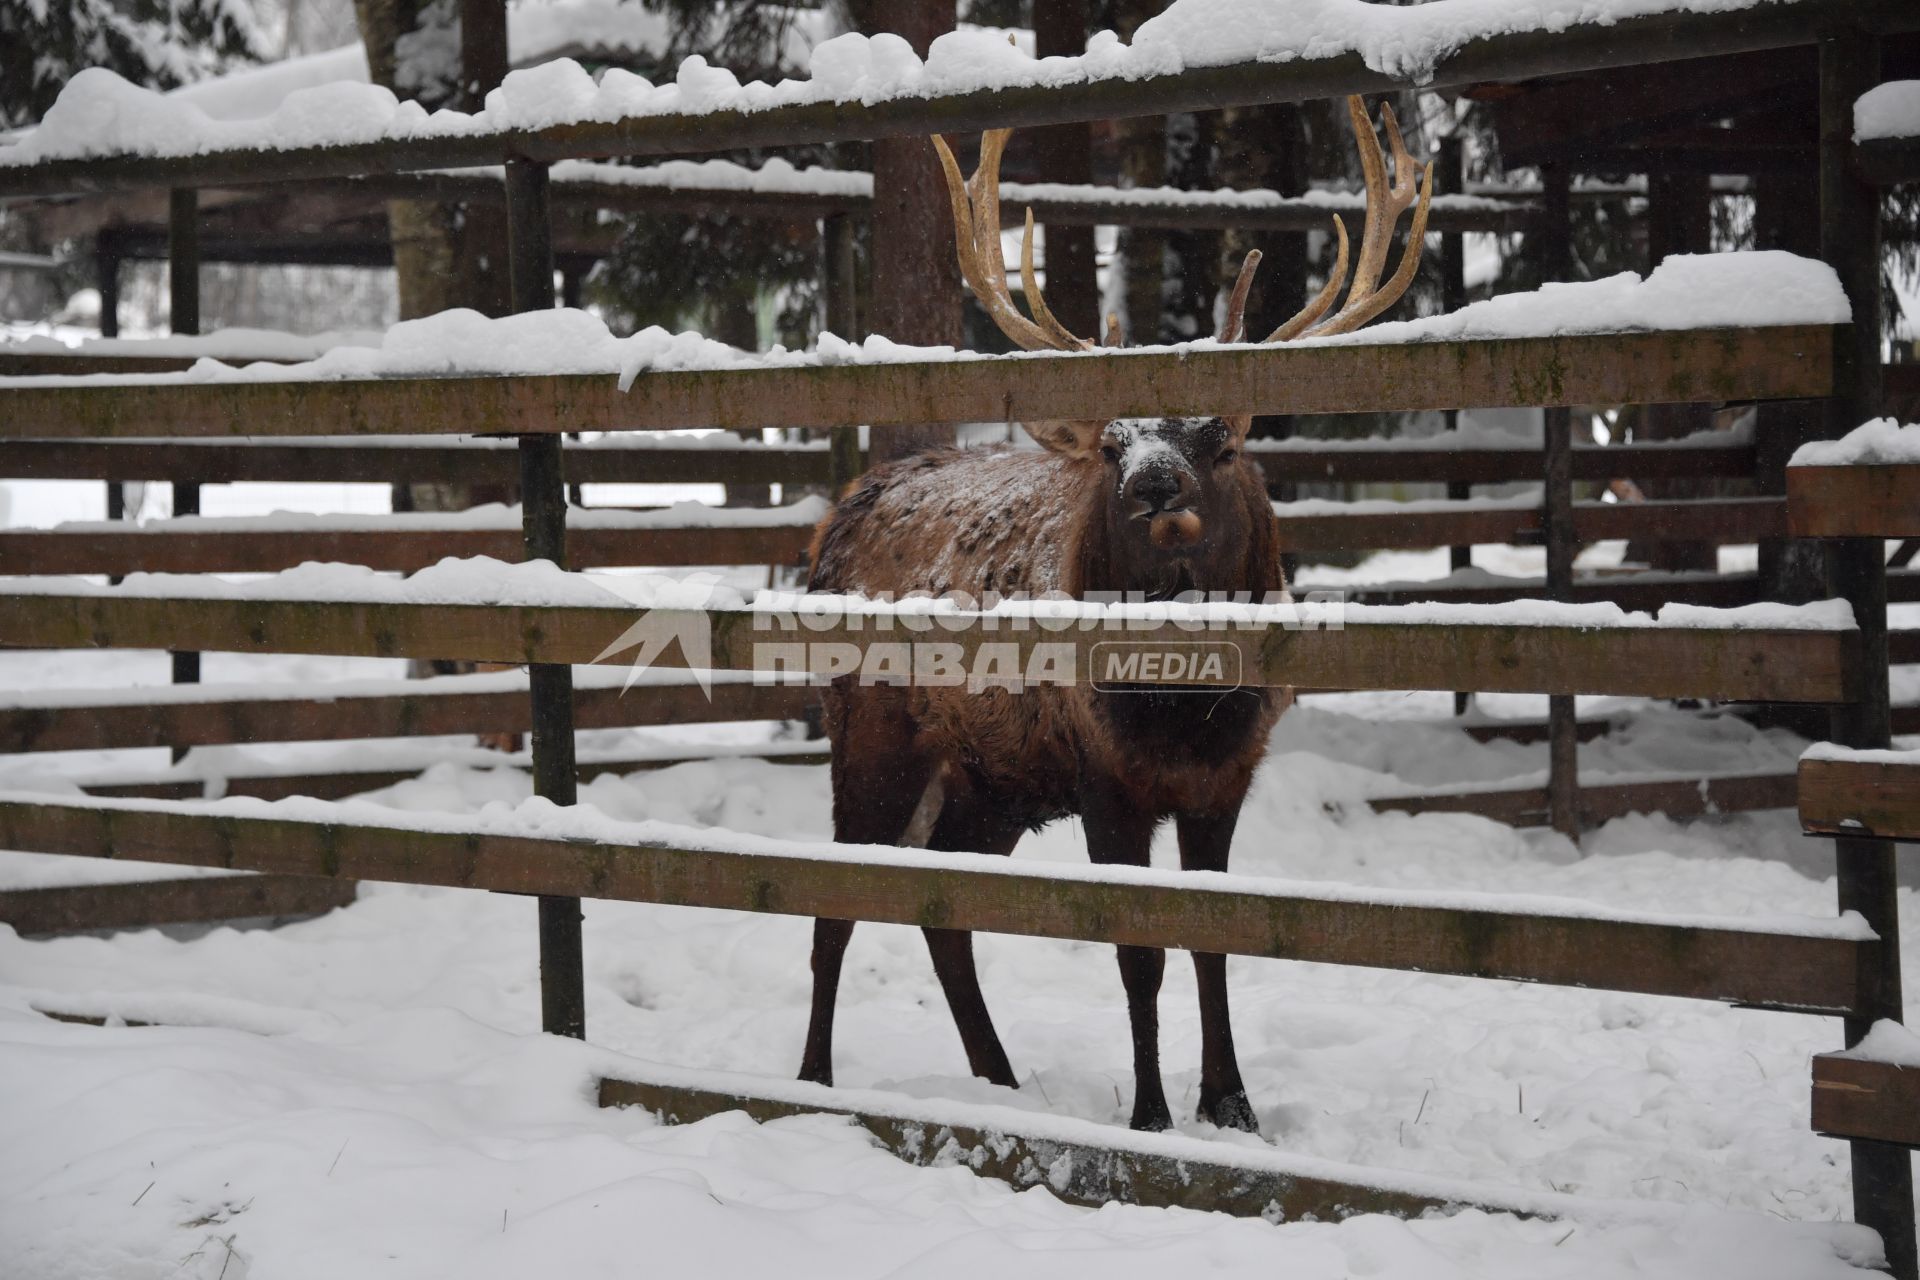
[0,4,1914,1269]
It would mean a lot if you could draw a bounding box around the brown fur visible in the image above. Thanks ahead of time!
[800,421,1290,1133]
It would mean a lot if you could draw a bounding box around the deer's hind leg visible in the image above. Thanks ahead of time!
[800,683,931,1087]
[920,785,1027,1089]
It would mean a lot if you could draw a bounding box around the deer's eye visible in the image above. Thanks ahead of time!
[1215,449,1238,467]
[1100,444,1121,464]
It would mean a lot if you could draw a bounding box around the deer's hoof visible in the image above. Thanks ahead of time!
[1200,1089,1259,1134]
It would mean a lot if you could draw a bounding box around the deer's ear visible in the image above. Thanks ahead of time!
[1024,419,1106,459]
[1223,414,1253,447]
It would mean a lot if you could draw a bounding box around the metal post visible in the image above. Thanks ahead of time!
[823,211,863,496]
[506,156,586,1041]
[1819,31,1914,1280]
[168,191,201,732]
[1440,136,1472,716]
[1538,160,1579,838]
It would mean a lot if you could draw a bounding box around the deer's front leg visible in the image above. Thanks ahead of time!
[1080,773,1170,1132]
[1176,808,1258,1133]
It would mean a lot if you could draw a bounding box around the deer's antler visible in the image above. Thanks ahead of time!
[1257,96,1434,342]
[934,93,1430,357]
[931,128,1095,352]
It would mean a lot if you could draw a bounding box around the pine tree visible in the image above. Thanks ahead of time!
[0,0,267,129]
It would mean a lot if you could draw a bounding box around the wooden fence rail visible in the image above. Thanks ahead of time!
[1,435,1755,487]
[0,797,1870,1015]
[1787,464,1920,538]
[1798,755,1920,842]
[0,327,1834,439]
[0,592,1865,703]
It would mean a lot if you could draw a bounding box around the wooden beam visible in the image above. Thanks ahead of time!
[0,521,813,576]
[1813,1051,1920,1147]
[0,874,355,935]
[1799,756,1920,841]
[0,327,1836,440]
[3,435,1749,487]
[596,1072,1469,1221]
[0,439,838,486]
[1253,439,1756,485]
[2,0,1906,199]
[0,797,1869,1014]
[0,677,816,754]
[1372,770,1798,828]
[0,592,1865,702]
[1271,497,1783,552]
[1787,464,1920,537]
[1858,137,1920,187]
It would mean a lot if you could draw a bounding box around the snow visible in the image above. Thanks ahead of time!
[0,326,382,362]
[1306,253,1849,347]
[1800,742,1920,767]
[1841,1020,1920,1069]
[0,581,1913,1274]
[0,253,1847,391]
[1789,419,1920,467]
[544,154,1518,214]
[2,0,1791,167]
[44,496,828,536]
[1855,81,1920,142]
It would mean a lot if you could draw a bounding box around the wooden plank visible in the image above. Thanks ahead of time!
[1342,571,1763,610]
[79,746,834,802]
[1,677,816,753]
[0,521,813,576]
[6,436,1749,487]
[1787,464,1920,538]
[1253,439,1755,485]
[2,0,1900,199]
[1369,771,1796,828]
[1857,137,1920,187]
[0,327,1835,439]
[0,797,1869,1014]
[1,439,837,486]
[1272,498,1783,552]
[0,874,355,935]
[1812,1052,1920,1147]
[596,1073,1465,1222]
[1571,496,1785,543]
[0,592,1865,703]
[1798,756,1920,841]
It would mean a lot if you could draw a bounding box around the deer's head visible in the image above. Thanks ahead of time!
[931,96,1432,595]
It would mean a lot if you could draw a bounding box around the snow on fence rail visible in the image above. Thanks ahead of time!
[0,326,1837,440]
[0,794,1874,1015]
[0,665,816,756]
[0,575,1865,704]
[0,500,824,576]
[1798,745,1920,843]
[2,435,839,486]
[1,0,1910,198]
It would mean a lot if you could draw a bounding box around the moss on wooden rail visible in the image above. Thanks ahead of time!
[0,328,1834,440]
[0,797,1868,1014]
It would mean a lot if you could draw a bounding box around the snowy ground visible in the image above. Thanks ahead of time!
[2,486,1915,1275]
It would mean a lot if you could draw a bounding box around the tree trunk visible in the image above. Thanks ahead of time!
[1029,1,1097,338]
[354,0,513,512]
[1109,0,1163,344]
[851,0,959,464]
[1625,172,1714,572]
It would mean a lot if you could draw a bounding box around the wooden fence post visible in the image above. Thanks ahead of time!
[1818,29,1915,1280]
[1439,135,1473,716]
[167,189,200,749]
[1537,160,1579,838]
[506,156,587,1040]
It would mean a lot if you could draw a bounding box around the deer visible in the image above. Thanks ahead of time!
[798,96,1432,1134]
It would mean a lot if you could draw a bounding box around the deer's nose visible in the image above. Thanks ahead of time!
[1126,466,1195,517]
